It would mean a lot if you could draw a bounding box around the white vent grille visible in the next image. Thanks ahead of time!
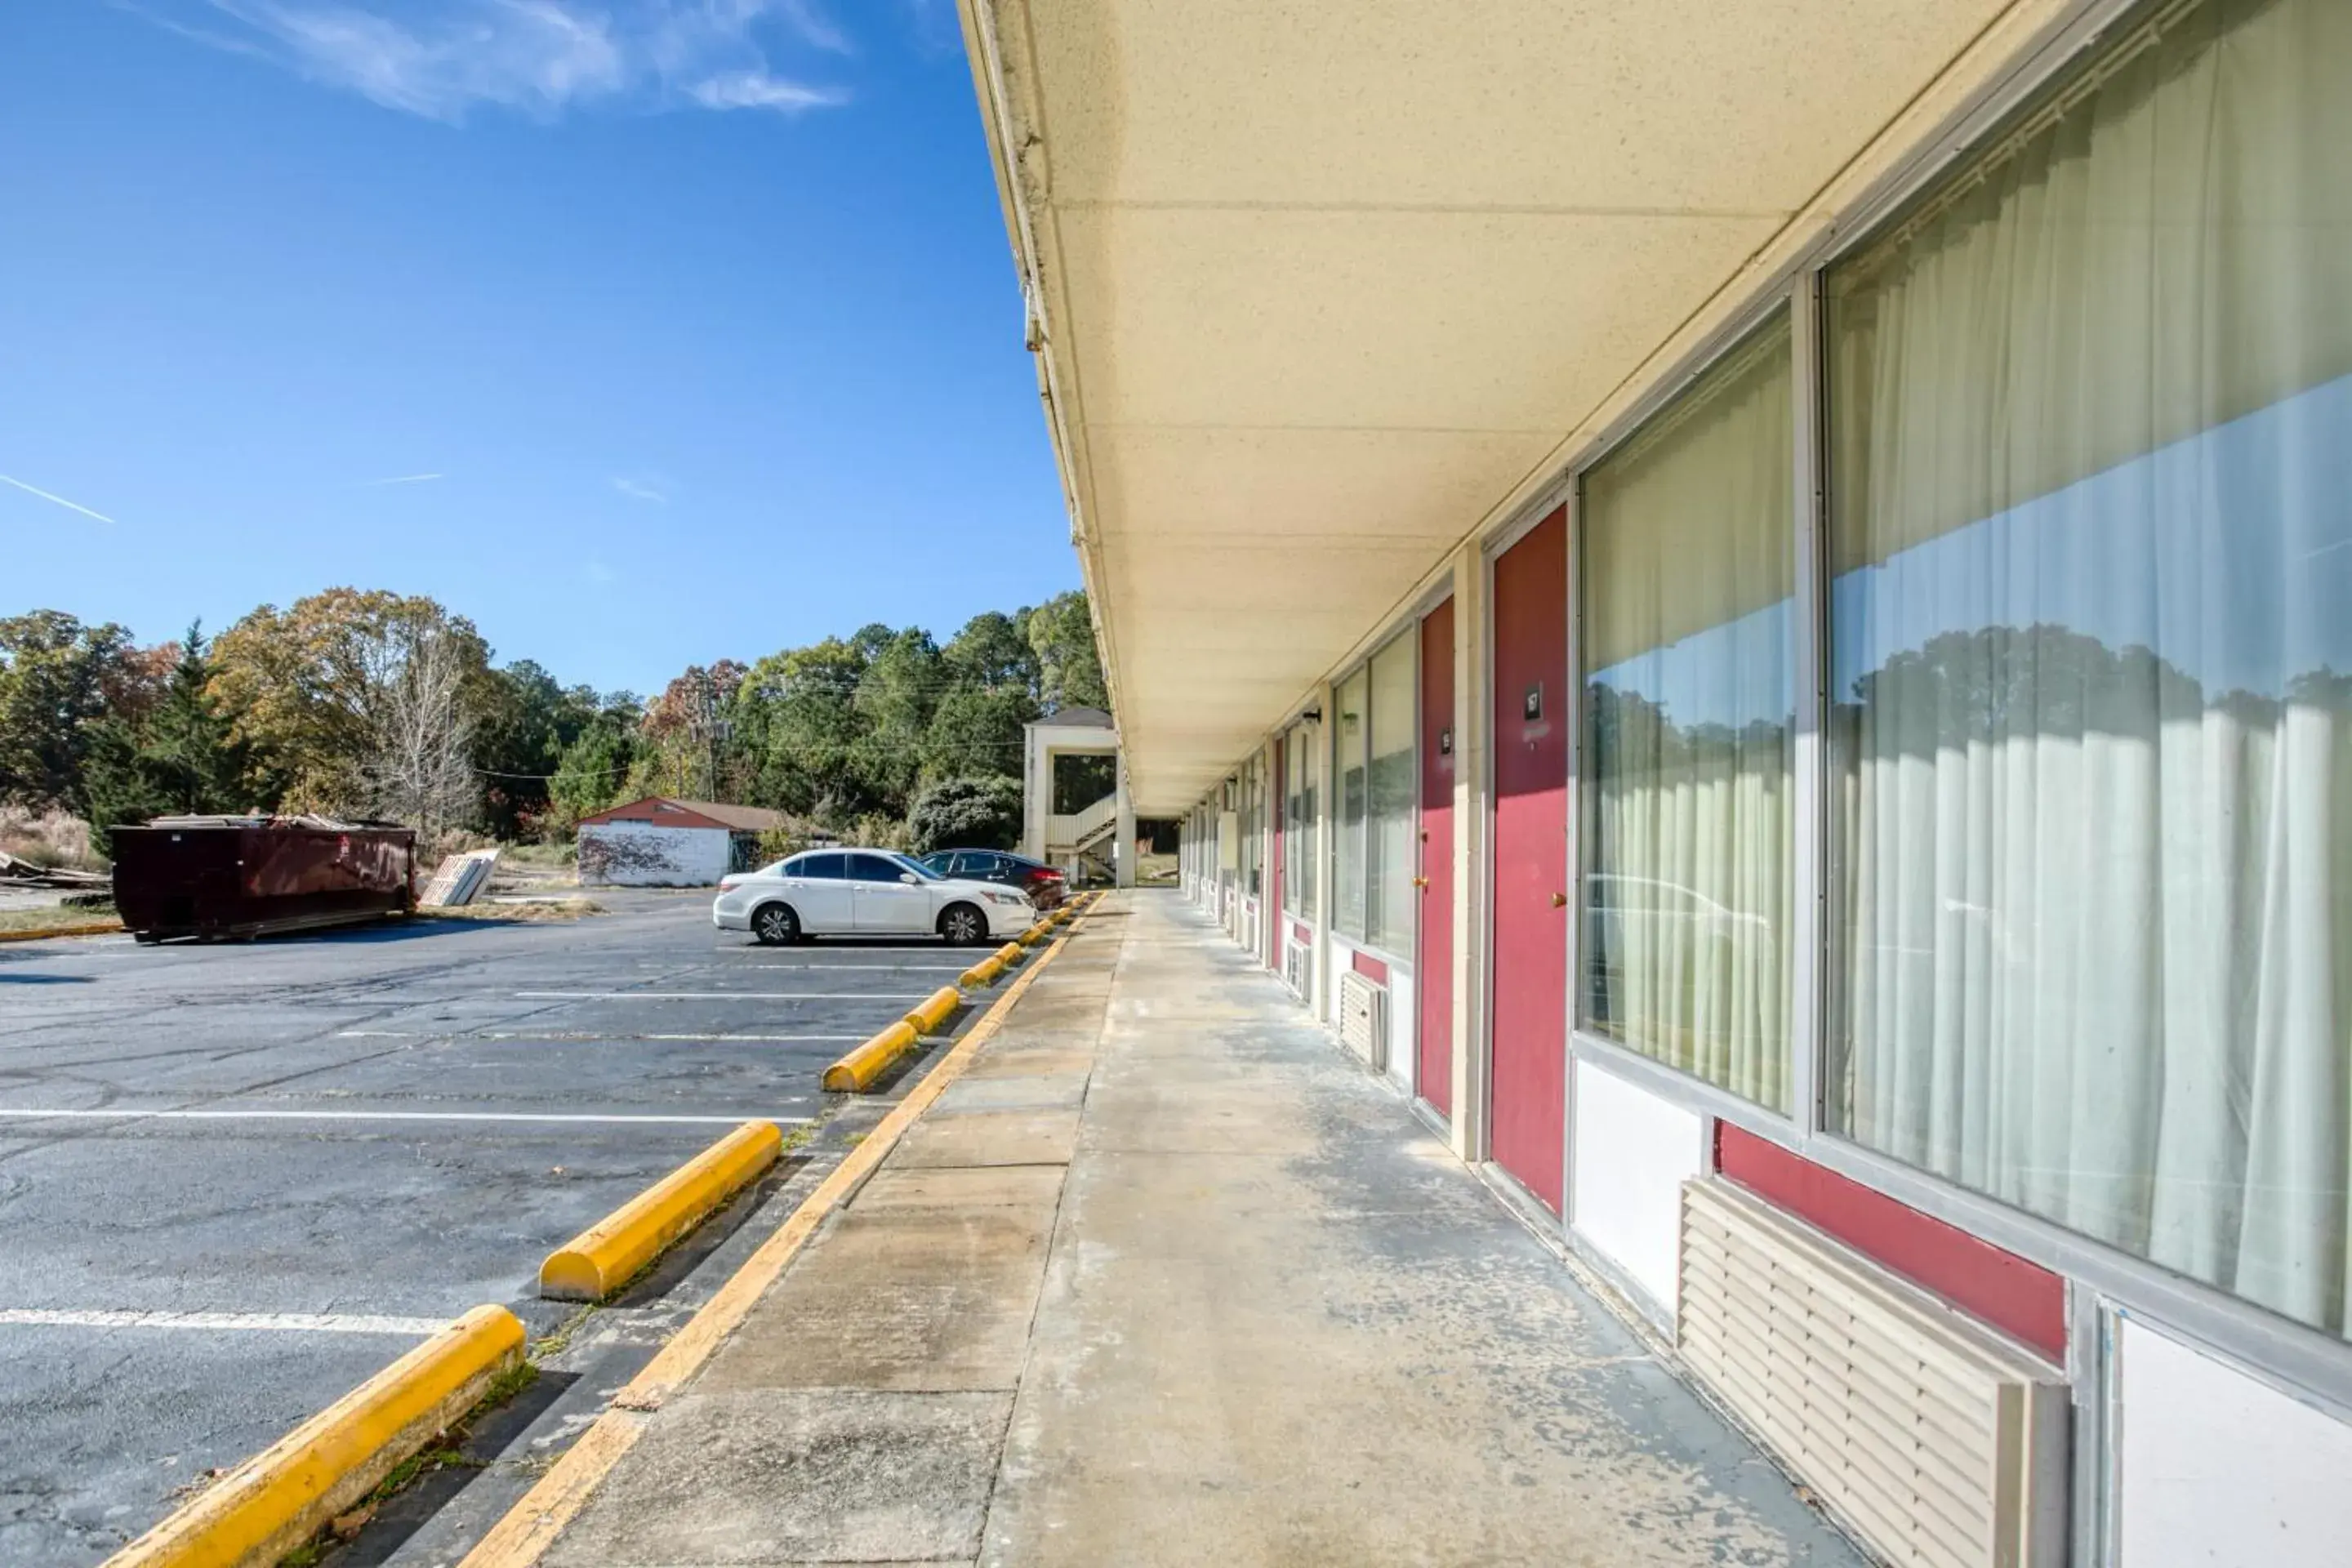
[1677,1180,2065,1568]
[1282,936,1310,998]
[1337,969,1387,1073]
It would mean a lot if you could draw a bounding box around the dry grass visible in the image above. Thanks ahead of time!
[0,906,122,937]
[0,807,106,872]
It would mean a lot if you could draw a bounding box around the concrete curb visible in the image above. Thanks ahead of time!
[539,1121,784,1301]
[105,1304,525,1568]
[0,918,123,943]
[455,920,1089,1568]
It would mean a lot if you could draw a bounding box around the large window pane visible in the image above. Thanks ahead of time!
[1366,635,1418,956]
[1284,724,1316,917]
[1579,313,1795,1112]
[1241,755,1263,898]
[1334,670,1369,940]
[1825,0,2352,1339]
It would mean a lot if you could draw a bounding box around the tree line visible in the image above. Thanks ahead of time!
[0,589,1106,855]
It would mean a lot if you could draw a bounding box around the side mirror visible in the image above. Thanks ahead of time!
[901,872,920,884]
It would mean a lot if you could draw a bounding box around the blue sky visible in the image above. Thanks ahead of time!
[0,0,1071,696]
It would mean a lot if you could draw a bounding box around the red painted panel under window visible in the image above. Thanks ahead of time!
[1489,510,1569,1212]
[1417,597,1456,1120]
[1716,1124,2068,1361]
[1352,950,1390,985]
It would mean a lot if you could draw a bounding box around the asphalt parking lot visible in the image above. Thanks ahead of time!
[0,892,985,1567]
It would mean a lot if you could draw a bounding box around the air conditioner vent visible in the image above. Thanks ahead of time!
[1337,968,1387,1073]
[1677,1180,2065,1568]
[1282,936,1310,999]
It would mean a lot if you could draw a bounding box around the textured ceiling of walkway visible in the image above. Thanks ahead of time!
[964,0,2013,813]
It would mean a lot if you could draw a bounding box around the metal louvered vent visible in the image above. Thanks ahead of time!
[1678,1180,2067,1568]
[1282,935,1310,999]
[1336,969,1387,1072]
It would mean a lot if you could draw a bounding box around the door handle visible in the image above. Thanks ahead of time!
[1412,875,1429,889]
[1550,892,1568,908]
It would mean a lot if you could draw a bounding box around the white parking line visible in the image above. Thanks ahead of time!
[0,1308,448,1335]
[513,991,933,1001]
[334,1030,869,1043]
[0,1108,812,1125]
[343,1029,884,1044]
[644,962,971,971]
[488,1032,867,1043]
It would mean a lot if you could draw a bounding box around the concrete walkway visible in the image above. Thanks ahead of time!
[536,893,1864,1567]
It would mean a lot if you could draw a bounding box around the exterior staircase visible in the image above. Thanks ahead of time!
[1046,793,1120,883]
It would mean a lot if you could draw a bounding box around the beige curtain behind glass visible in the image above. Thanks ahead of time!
[1580,313,1795,1112]
[1368,635,1417,956]
[1334,670,1369,941]
[1827,0,2352,575]
[1828,0,2352,1339]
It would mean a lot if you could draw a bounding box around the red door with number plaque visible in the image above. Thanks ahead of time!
[1489,509,1568,1211]
[1417,597,1455,1120]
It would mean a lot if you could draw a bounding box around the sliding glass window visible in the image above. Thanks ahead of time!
[1824,0,2352,1339]
[1240,755,1263,899]
[1334,670,1370,941]
[1365,635,1418,957]
[1579,310,1795,1113]
[1283,724,1316,918]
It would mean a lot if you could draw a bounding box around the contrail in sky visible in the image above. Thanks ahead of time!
[363,473,443,486]
[0,473,116,524]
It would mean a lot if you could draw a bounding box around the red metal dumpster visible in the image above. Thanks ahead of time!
[110,816,416,942]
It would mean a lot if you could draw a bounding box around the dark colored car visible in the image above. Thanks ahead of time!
[917,848,1067,910]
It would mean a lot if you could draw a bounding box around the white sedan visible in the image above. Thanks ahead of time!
[712,849,1036,946]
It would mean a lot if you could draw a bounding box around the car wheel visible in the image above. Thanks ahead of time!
[938,902,987,947]
[752,902,799,946]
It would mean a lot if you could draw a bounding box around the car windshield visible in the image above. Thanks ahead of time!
[892,853,943,881]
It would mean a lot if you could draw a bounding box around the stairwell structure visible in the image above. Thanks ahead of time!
[1020,706,1132,888]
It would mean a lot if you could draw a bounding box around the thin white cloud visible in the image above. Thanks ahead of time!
[362,471,443,486]
[582,557,619,584]
[774,0,852,56]
[612,477,669,505]
[0,473,118,526]
[689,69,848,114]
[130,2,853,123]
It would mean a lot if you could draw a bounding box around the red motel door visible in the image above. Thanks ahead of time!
[1489,510,1568,1211]
[1417,597,1455,1120]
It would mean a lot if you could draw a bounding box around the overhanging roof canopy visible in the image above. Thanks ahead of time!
[960,0,2022,814]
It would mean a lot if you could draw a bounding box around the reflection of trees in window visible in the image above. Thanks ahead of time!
[1829,619,2352,1337]
[1581,679,1793,1111]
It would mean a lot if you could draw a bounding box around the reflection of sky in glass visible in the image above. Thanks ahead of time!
[1832,373,2352,703]
[1587,599,1792,731]
[1587,373,2352,726]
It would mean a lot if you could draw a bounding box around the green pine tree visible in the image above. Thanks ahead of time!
[80,623,247,853]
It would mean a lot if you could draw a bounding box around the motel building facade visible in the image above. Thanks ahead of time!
[955,0,2351,1563]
